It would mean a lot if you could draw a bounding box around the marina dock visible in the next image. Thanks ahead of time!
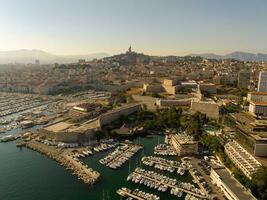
[154,144,176,156]
[100,143,142,169]
[142,156,180,169]
[188,168,209,195]
[117,187,160,200]
[141,156,188,175]
[25,141,100,185]
[117,189,145,200]
[128,168,209,199]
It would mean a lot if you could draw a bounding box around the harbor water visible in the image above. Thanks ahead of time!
[0,134,192,200]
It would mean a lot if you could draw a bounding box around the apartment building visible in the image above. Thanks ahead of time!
[210,167,257,200]
[257,71,267,92]
[170,133,198,156]
[225,141,261,178]
[249,102,267,116]
[247,92,267,102]
[237,70,250,89]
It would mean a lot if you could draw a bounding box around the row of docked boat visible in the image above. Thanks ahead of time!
[71,149,93,160]
[99,143,142,169]
[0,98,50,117]
[0,96,31,108]
[127,167,207,199]
[127,168,177,190]
[0,118,13,125]
[154,144,176,156]
[0,122,20,133]
[179,182,205,196]
[177,166,186,175]
[0,134,17,142]
[117,187,160,200]
[93,143,117,152]
[170,187,183,197]
[141,156,180,173]
[132,188,160,200]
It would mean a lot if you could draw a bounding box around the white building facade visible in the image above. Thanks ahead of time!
[258,71,267,92]
[225,141,261,178]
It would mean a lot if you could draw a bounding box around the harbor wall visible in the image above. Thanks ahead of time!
[99,104,141,126]
[38,128,96,144]
[156,98,191,107]
[191,101,219,119]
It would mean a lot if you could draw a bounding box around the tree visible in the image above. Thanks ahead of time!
[95,130,104,143]
[151,92,161,98]
[142,104,148,111]
[251,167,267,199]
[179,115,189,129]
[138,106,182,131]
[238,88,249,97]
[185,112,207,140]
[142,120,156,130]
[109,130,119,138]
[200,133,223,153]
[221,103,242,114]
[136,105,153,123]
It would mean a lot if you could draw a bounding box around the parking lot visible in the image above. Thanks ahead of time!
[190,157,226,200]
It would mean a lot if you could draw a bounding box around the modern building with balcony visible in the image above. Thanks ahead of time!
[210,167,257,200]
[170,133,198,156]
[225,140,261,178]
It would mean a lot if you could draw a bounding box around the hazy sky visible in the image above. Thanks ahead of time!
[0,0,267,56]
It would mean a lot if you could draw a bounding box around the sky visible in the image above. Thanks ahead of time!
[0,0,267,56]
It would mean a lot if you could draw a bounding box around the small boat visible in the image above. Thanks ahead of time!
[177,191,183,197]
[93,147,99,152]
[177,167,181,174]
[180,168,185,175]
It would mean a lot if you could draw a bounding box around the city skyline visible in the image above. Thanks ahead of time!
[1,0,267,56]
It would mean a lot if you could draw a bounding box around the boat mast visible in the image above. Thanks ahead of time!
[102,189,105,200]
[106,190,109,200]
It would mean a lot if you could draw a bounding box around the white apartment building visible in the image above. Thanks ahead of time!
[247,92,267,102]
[247,91,267,116]
[257,71,267,92]
[249,102,267,116]
[210,168,257,200]
[225,141,261,178]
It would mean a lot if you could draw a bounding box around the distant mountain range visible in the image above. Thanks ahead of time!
[1,49,267,64]
[0,49,109,64]
[188,51,267,61]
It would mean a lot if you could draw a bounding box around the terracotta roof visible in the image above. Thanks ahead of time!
[251,101,267,105]
[250,92,267,95]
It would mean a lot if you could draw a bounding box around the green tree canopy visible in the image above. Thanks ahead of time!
[251,167,267,199]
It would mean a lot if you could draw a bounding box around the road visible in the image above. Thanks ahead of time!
[190,157,226,200]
